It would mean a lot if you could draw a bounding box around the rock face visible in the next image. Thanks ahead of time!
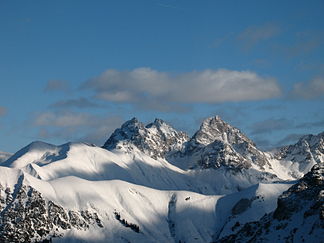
[275,132,324,175]
[0,176,103,243]
[103,118,189,159]
[104,116,272,171]
[216,163,324,243]
[181,116,270,170]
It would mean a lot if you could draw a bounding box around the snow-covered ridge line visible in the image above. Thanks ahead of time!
[0,166,294,243]
[103,116,324,179]
[0,116,323,242]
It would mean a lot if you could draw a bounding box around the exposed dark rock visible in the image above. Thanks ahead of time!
[232,198,252,215]
[114,211,140,233]
[0,182,103,243]
[103,116,273,173]
[216,163,324,243]
[103,118,189,159]
[184,116,271,170]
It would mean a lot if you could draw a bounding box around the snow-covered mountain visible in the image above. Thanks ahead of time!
[274,132,324,178]
[182,116,270,169]
[103,117,189,159]
[216,163,324,243]
[0,116,323,242]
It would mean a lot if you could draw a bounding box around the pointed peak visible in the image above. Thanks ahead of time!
[192,115,253,146]
[147,118,170,129]
[103,117,189,158]
[120,117,143,129]
[201,115,226,125]
[153,118,166,125]
[199,116,232,133]
[128,117,139,124]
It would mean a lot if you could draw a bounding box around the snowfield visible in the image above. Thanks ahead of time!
[0,117,323,242]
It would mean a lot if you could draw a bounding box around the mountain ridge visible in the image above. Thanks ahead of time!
[0,116,323,242]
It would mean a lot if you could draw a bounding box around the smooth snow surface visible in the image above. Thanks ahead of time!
[0,141,300,242]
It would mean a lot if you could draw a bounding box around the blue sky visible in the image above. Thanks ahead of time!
[0,0,323,152]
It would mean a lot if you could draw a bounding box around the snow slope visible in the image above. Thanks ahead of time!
[2,141,282,195]
[0,116,323,242]
[0,165,293,243]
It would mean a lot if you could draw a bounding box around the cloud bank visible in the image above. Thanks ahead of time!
[34,111,122,145]
[82,68,281,111]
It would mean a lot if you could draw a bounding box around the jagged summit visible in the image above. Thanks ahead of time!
[103,117,189,159]
[103,117,145,150]
[192,116,253,146]
[103,116,274,172]
[149,118,166,126]
[274,131,324,177]
[102,116,323,179]
[181,116,270,170]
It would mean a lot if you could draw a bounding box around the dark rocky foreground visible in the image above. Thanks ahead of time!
[0,179,103,243]
[216,163,324,243]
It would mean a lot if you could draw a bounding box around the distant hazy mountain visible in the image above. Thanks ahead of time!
[0,116,323,242]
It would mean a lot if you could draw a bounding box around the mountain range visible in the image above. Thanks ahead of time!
[0,116,323,243]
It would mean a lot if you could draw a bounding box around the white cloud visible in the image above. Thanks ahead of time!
[83,68,281,110]
[291,77,324,99]
[34,111,123,145]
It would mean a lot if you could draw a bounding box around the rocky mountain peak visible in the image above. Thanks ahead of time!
[103,118,145,150]
[193,116,253,146]
[176,116,271,170]
[146,118,171,132]
[274,132,324,176]
[150,118,166,126]
[120,117,145,133]
[103,117,189,159]
[104,116,272,171]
